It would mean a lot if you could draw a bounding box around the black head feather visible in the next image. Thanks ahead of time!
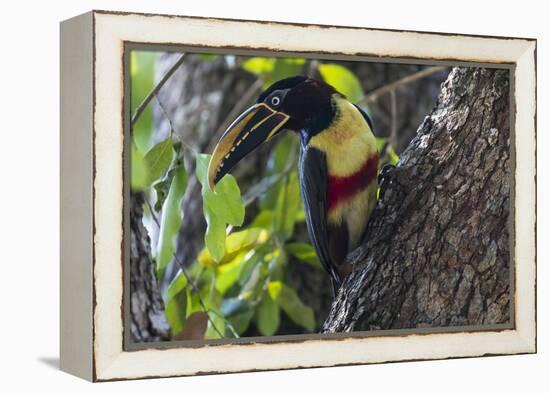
[256,75,309,103]
[257,76,338,138]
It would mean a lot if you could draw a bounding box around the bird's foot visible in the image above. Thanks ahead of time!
[378,164,396,185]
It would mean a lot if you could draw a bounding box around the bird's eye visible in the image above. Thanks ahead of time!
[271,96,281,107]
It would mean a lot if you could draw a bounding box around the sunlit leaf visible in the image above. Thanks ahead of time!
[256,293,280,336]
[144,137,173,186]
[156,165,187,273]
[166,271,188,300]
[267,58,306,88]
[197,228,269,267]
[196,154,245,262]
[215,251,248,295]
[242,57,275,76]
[130,142,149,191]
[242,57,306,88]
[318,63,364,103]
[386,144,400,165]
[375,136,388,152]
[268,281,315,331]
[286,242,322,269]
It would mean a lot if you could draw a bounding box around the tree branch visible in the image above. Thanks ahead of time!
[360,66,448,105]
[324,67,511,333]
[131,54,187,127]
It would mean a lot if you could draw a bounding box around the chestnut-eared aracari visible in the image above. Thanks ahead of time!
[207,76,379,293]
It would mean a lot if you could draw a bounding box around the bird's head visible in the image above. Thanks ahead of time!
[207,75,338,189]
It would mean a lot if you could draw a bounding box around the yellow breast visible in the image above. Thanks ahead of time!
[308,96,377,177]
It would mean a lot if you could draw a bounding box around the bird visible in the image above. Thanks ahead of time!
[207,75,379,294]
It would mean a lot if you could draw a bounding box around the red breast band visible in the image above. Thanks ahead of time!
[327,154,379,212]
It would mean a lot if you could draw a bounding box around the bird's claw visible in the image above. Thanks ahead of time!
[378,164,396,184]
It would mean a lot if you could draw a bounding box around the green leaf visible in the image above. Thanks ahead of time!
[156,165,188,273]
[166,271,188,300]
[144,137,173,186]
[130,142,149,191]
[267,58,306,88]
[251,210,274,229]
[375,136,388,152]
[286,242,322,269]
[268,281,315,331]
[203,203,227,264]
[153,158,182,211]
[242,57,275,75]
[197,228,269,267]
[164,273,188,335]
[318,63,364,103]
[229,310,254,336]
[256,293,280,336]
[205,308,226,339]
[242,57,305,89]
[196,154,245,262]
[215,251,247,295]
[386,144,399,166]
[131,51,158,152]
[273,170,301,239]
[204,177,245,226]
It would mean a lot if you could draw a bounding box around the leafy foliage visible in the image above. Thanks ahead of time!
[318,63,365,103]
[131,51,159,152]
[156,164,187,273]
[130,51,402,340]
[195,154,245,262]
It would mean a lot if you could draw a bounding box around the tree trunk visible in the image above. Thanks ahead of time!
[129,192,171,342]
[324,67,511,333]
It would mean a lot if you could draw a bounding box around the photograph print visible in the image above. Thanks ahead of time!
[127,49,512,344]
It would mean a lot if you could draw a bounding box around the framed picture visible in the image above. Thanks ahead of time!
[60,10,537,381]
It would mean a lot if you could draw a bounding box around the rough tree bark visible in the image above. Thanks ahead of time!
[324,67,511,332]
[129,192,171,342]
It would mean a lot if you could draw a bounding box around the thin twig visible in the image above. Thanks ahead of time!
[144,197,161,228]
[131,54,187,127]
[147,206,225,339]
[150,91,226,339]
[360,66,447,105]
[155,95,197,155]
[208,308,240,338]
[172,254,225,338]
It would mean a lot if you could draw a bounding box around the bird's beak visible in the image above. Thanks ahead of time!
[207,103,290,190]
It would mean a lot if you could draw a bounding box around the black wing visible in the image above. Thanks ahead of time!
[353,104,374,131]
[299,144,341,286]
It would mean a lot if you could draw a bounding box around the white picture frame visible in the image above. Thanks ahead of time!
[60,10,536,381]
